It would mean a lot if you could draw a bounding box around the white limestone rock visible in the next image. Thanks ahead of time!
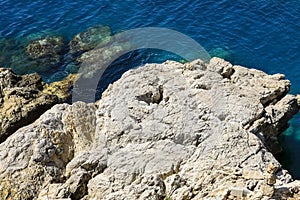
[1,57,300,199]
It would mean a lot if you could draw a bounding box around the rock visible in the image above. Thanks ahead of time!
[69,25,111,54]
[0,38,20,67]
[136,85,163,105]
[261,183,275,197]
[272,180,300,199]
[0,57,300,199]
[0,102,98,199]
[0,68,74,143]
[86,140,194,199]
[23,36,66,74]
[75,39,131,80]
[207,56,234,78]
[1,36,67,76]
[44,73,78,101]
[246,94,299,154]
[26,36,65,60]
[265,163,277,185]
[38,168,93,200]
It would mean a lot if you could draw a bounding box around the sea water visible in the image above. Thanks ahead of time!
[1,0,300,178]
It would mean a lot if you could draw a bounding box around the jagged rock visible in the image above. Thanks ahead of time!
[43,73,78,100]
[0,68,58,143]
[0,102,97,199]
[69,25,111,54]
[0,68,75,143]
[246,94,299,154]
[0,57,300,199]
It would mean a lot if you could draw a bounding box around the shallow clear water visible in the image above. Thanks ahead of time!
[1,0,300,177]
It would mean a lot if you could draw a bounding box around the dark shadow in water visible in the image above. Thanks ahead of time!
[277,113,300,179]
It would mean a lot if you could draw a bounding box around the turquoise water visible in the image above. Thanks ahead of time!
[1,0,300,177]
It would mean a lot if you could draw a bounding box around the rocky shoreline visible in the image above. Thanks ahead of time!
[0,57,300,199]
[0,25,112,82]
[0,68,76,143]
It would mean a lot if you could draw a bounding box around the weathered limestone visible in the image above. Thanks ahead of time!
[1,58,300,199]
[0,102,98,199]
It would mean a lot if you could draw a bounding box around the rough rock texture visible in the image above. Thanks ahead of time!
[22,36,67,74]
[1,58,300,199]
[43,73,78,100]
[25,36,65,61]
[0,68,75,143]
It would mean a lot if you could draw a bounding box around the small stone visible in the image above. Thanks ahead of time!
[265,173,276,186]
[266,163,277,174]
[260,184,274,197]
[264,163,277,186]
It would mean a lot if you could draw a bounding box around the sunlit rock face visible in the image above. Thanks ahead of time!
[1,58,300,200]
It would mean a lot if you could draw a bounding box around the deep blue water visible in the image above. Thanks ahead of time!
[1,0,300,178]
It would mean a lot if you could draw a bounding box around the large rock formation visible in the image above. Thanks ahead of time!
[0,58,300,199]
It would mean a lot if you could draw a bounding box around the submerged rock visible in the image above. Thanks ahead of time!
[0,68,75,143]
[75,39,131,80]
[25,36,65,60]
[1,58,300,199]
[69,25,111,54]
[209,47,234,63]
[0,38,20,67]
[8,36,67,75]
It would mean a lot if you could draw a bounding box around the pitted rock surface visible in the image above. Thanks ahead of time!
[1,58,300,199]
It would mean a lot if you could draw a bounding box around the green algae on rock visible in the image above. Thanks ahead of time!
[25,36,65,60]
[69,25,112,54]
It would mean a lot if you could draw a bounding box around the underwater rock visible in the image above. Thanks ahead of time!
[0,38,21,68]
[209,47,234,62]
[1,35,68,77]
[25,36,65,60]
[69,25,111,54]
[20,36,67,75]
[76,39,131,78]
